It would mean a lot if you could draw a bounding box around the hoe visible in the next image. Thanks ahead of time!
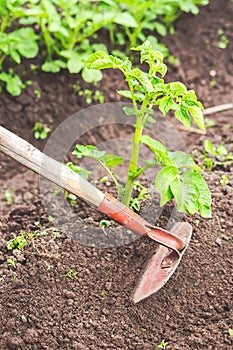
[0,126,192,302]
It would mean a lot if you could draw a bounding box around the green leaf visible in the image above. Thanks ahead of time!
[81,67,102,83]
[0,72,25,96]
[169,82,187,96]
[7,236,27,251]
[140,135,173,166]
[13,28,39,59]
[17,40,39,59]
[183,90,197,100]
[155,166,178,206]
[170,170,212,217]
[114,12,137,27]
[140,135,167,154]
[170,177,199,215]
[72,145,122,171]
[129,68,153,92]
[42,60,66,73]
[122,106,136,116]
[216,145,228,156]
[187,172,211,206]
[153,22,167,36]
[67,57,84,74]
[117,90,133,99]
[72,145,106,159]
[66,162,91,180]
[175,104,191,128]
[85,51,113,70]
[168,151,202,172]
[158,95,173,115]
[188,105,205,130]
[10,50,21,64]
[101,154,124,168]
[117,90,145,102]
[204,140,215,154]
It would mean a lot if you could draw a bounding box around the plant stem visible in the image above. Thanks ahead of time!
[122,95,150,206]
[99,161,120,189]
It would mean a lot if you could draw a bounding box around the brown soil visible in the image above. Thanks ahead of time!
[0,0,233,349]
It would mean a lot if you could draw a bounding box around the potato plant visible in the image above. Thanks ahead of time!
[79,40,212,218]
[0,0,39,95]
[0,0,209,94]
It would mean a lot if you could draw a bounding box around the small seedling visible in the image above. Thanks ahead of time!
[61,269,75,278]
[48,215,55,222]
[105,268,111,276]
[5,188,14,206]
[100,219,112,235]
[205,118,215,128]
[65,192,77,206]
[199,140,233,170]
[100,220,111,228]
[66,162,91,180]
[229,329,233,336]
[30,64,38,74]
[157,339,168,349]
[210,79,217,88]
[33,122,51,140]
[34,220,42,228]
[7,257,17,268]
[217,29,229,49]
[220,175,229,186]
[141,327,147,332]
[73,83,105,104]
[34,89,42,98]
[7,232,27,250]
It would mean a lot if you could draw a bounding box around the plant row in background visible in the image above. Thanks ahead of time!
[0,0,209,95]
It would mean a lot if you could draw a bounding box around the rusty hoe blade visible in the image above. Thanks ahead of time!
[98,193,192,303]
[0,126,192,303]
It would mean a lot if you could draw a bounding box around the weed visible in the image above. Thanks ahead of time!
[81,40,212,217]
[217,29,229,49]
[34,220,42,228]
[33,122,51,140]
[34,89,42,98]
[30,64,38,74]
[210,79,217,88]
[73,83,105,104]
[220,175,229,186]
[7,257,17,268]
[5,188,14,206]
[48,215,55,222]
[204,118,215,128]
[198,140,233,170]
[7,232,27,251]
[100,220,111,228]
[65,192,77,206]
[229,329,233,336]
[157,339,168,349]
[60,269,75,278]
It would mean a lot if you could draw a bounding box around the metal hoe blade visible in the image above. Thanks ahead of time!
[133,222,192,303]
